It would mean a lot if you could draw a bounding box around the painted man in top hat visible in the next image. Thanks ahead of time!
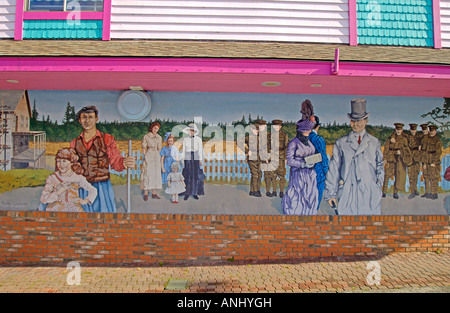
[70,106,136,213]
[407,123,422,199]
[324,98,384,215]
[309,115,329,209]
[382,123,412,199]
[421,124,442,200]
[264,119,289,198]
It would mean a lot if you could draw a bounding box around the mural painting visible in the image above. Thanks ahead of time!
[0,90,449,216]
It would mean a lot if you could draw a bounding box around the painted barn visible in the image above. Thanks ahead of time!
[0,89,45,170]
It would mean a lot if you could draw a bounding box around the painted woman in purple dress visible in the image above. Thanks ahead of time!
[281,118,319,215]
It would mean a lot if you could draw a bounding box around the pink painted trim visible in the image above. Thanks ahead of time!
[1,57,450,80]
[331,48,340,75]
[348,0,358,46]
[23,11,103,20]
[102,0,112,41]
[432,0,442,49]
[14,0,25,40]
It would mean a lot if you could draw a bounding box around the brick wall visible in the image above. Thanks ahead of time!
[0,211,449,265]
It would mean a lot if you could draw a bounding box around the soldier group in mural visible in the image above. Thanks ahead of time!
[31,96,447,216]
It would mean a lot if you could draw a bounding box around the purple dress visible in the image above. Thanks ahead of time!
[281,137,319,215]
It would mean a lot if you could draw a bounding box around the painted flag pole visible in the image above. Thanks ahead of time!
[127,140,131,213]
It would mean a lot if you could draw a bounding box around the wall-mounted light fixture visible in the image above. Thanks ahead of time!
[117,89,152,121]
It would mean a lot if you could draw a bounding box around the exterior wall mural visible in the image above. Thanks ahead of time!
[0,90,449,216]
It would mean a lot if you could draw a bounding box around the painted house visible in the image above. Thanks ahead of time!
[0,89,45,170]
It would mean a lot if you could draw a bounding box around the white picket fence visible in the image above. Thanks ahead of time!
[111,151,450,191]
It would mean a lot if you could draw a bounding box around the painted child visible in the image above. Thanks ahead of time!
[40,148,97,212]
[160,132,180,185]
[165,162,186,203]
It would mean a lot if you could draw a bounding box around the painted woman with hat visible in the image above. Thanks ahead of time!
[281,100,319,215]
[181,123,204,200]
[140,121,163,200]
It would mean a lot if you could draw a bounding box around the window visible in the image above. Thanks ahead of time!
[27,0,104,12]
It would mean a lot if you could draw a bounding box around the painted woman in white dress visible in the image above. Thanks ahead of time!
[140,122,163,200]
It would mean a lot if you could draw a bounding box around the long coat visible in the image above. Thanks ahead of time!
[324,131,384,215]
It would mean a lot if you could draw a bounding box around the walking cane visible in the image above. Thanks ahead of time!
[127,140,131,214]
[331,200,339,216]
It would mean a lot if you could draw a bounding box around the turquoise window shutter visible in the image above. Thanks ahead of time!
[23,20,103,39]
[356,0,434,47]
[28,0,103,12]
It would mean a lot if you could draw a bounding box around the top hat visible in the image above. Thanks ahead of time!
[347,98,369,121]
[409,123,418,130]
[394,123,404,129]
[272,119,283,125]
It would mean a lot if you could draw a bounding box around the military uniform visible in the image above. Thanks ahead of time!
[421,125,442,199]
[418,123,429,197]
[407,123,421,199]
[382,123,412,199]
[263,120,289,198]
[245,120,268,197]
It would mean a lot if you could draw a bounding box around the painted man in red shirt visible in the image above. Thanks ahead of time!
[70,106,135,213]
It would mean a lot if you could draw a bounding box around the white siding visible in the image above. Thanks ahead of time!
[111,0,350,44]
[442,0,450,48]
[0,0,15,38]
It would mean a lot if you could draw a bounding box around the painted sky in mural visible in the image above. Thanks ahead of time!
[28,90,444,127]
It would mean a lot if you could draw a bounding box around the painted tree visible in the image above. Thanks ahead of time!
[421,98,449,147]
[31,100,38,121]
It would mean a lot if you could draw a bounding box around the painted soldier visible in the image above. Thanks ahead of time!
[421,124,442,200]
[264,119,289,198]
[418,123,429,196]
[407,123,422,199]
[245,120,265,197]
[382,123,412,199]
[419,123,429,145]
